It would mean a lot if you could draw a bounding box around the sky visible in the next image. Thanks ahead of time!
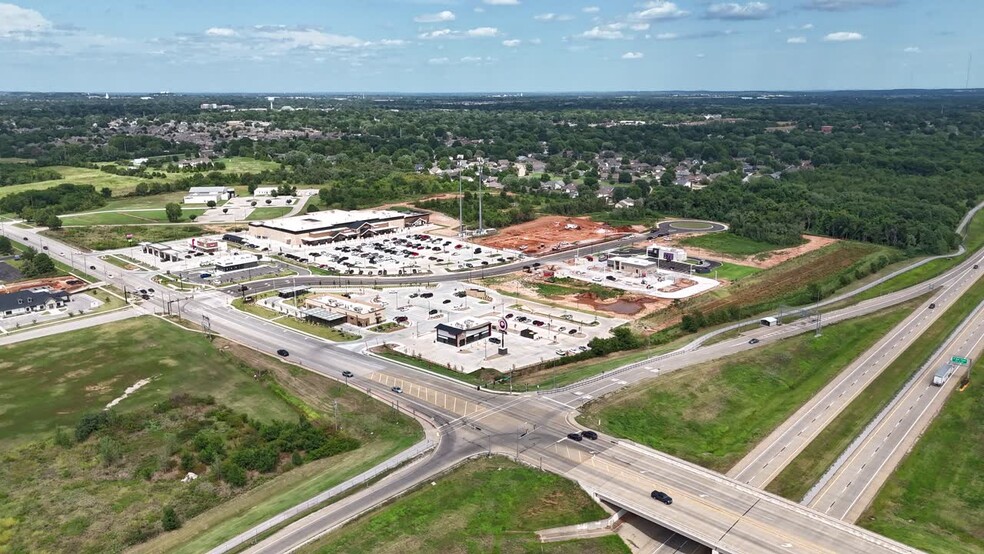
[0,0,981,93]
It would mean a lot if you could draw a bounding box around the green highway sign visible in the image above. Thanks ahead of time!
[951,356,969,365]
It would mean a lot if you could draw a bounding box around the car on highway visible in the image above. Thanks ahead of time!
[442,299,451,304]
[566,432,583,442]
[391,386,403,394]
[581,430,598,440]
[342,370,354,378]
[651,490,673,505]
[748,338,760,344]
[975,264,980,269]
[90,265,96,270]
[276,349,289,357]
[929,303,936,309]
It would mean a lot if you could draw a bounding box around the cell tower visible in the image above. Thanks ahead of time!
[458,173,464,237]
[477,165,484,235]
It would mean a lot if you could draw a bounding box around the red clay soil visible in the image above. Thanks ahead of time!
[477,216,632,255]
[0,276,89,294]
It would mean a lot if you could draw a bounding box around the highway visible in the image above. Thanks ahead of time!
[4,217,975,554]
[728,250,984,488]
[805,299,984,522]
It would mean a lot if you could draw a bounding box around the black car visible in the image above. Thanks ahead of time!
[276,349,289,357]
[489,337,501,344]
[581,430,598,440]
[567,432,583,442]
[748,338,760,344]
[929,303,936,309]
[89,265,96,270]
[568,329,577,335]
[651,490,673,505]
[429,308,438,315]
[442,299,451,304]
[342,370,354,378]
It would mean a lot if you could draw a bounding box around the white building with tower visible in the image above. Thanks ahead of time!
[647,246,688,262]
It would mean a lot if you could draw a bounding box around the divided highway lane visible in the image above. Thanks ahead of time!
[806,302,984,522]
[728,253,984,488]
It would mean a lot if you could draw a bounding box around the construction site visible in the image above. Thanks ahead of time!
[476,216,636,255]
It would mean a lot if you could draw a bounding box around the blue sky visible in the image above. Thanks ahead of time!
[0,0,981,92]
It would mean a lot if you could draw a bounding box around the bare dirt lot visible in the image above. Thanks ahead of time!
[478,216,633,255]
[656,233,837,269]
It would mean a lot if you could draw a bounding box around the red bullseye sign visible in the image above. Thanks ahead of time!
[498,318,508,332]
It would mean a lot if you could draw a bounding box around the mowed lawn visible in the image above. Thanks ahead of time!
[712,261,761,281]
[679,232,788,257]
[0,316,296,448]
[61,208,207,225]
[300,456,629,554]
[0,166,177,199]
[860,372,984,553]
[579,300,919,472]
[44,224,209,250]
[246,206,293,220]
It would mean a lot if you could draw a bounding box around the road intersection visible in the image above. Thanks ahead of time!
[4,214,980,553]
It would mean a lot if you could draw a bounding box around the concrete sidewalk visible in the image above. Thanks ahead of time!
[0,307,140,346]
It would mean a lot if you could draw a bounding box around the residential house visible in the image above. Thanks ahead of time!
[615,198,636,209]
[0,288,69,319]
[562,183,580,198]
[597,185,615,203]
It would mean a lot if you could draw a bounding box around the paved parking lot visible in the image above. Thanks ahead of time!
[553,257,719,299]
[263,281,622,374]
[240,228,522,277]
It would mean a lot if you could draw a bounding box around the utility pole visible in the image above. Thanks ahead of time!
[458,173,464,237]
[333,399,340,430]
[477,165,484,235]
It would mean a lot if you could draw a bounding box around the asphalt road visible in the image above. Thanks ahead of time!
[805,300,984,522]
[728,250,984,488]
[0,219,957,554]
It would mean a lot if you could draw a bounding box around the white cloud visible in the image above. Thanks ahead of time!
[903,46,921,53]
[461,56,490,63]
[583,6,600,13]
[706,2,772,20]
[483,0,520,5]
[502,39,521,47]
[696,52,706,58]
[804,0,898,10]
[621,51,644,59]
[419,28,453,39]
[578,25,626,40]
[205,27,236,37]
[428,57,450,65]
[630,23,651,31]
[655,32,679,40]
[631,1,689,21]
[422,26,499,39]
[0,2,51,38]
[414,10,455,23]
[823,31,864,41]
[802,23,814,29]
[465,26,499,37]
[534,13,573,22]
[253,27,366,49]
[528,37,542,44]
[787,36,807,43]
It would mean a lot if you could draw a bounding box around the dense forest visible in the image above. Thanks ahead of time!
[2,91,984,253]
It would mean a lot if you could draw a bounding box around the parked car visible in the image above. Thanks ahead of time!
[567,433,583,442]
[277,349,289,357]
[342,370,354,378]
[568,329,577,335]
[429,309,438,315]
[442,299,451,304]
[605,275,617,281]
[395,316,409,323]
[581,430,598,440]
[505,313,514,319]
[391,386,403,394]
[651,491,673,505]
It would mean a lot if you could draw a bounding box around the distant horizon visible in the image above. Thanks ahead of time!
[1,1,981,92]
[3,88,983,96]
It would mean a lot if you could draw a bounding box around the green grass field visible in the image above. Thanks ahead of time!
[299,456,629,554]
[246,206,293,220]
[0,318,422,554]
[44,225,209,251]
[712,262,761,281]
[860,365,984,553]
[768,281,984,501]
[579,299,921,472]
[61,208,207,226]
[0,166,175,199]
[0,317,295,449]
[679,232,788,257]
[215,156,280,173]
